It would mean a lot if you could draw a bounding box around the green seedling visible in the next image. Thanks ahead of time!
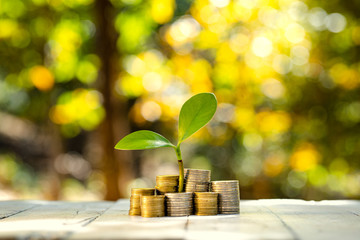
[115,93,217,192]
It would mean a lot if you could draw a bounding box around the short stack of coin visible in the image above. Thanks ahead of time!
[155,175,179,195]
[165,192,193,216]
[194,192,218,216]
[129,188,155,216]
[184,169,211,192]
[211,180,240,214]
[141,195,165,217]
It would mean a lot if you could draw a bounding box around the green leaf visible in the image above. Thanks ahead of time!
[115,130,175,150]
[178,93,217,143]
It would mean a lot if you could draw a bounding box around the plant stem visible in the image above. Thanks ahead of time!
[178,159,184,192]
[175,145,184,192]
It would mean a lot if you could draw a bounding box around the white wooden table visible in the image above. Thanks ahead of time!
[0,199,359,240]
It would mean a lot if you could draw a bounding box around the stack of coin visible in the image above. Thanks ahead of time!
[211,180,240,214]
[141,195,165,217]
[129,188,155,216]
[184,169,211,192]
[155,175,179,194]
[165,192,193,216]
[194,192,218,216]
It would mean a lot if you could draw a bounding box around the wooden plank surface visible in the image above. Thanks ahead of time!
[70,200,188,240]
[0,200,39,220]
[263,199,360,240]
[0,200,112,239]
[0,199,359,240]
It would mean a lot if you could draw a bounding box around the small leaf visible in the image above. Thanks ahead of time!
[178,93,217,143]
[115,130,175,150]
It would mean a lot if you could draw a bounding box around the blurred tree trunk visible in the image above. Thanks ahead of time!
[95,0,133,200]
[42,123,62,200]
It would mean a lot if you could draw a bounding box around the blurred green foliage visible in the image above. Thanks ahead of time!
[0,0,360,200]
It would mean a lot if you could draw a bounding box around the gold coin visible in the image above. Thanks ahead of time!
[194,210,217,216]
[155,186,178,195]
[193,191,218,215]
[184,169,211,181]
[156,175,179,179]
[141,212,165,217]
[140,195,165,218]
[128,188,155,216]
[165,192,192,197]
[184,170,211,193]
[129,209,141,216]
[194,192,218,197]
[156,176,179,184]
[156,182,178,187]
[185,184,209,193]
[155,175,179,194]
[131,188,155,195]
[210,180,240,214]
[165,193,193,216]
[156,186,178,190]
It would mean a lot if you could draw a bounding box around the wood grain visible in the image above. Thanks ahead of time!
[0,199,359,240]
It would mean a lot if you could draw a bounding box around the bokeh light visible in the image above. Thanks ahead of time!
[1,0,360,201]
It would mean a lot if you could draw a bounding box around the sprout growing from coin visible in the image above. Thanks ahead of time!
[115,93,217,192]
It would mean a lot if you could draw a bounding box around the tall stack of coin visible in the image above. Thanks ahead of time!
[194,192,218,216]
[129,188,155,216]
[155,175,179,194]
[184,169,211,192]
[211,180,240,214]
[165,192,193,216]
[141,195,165,217]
